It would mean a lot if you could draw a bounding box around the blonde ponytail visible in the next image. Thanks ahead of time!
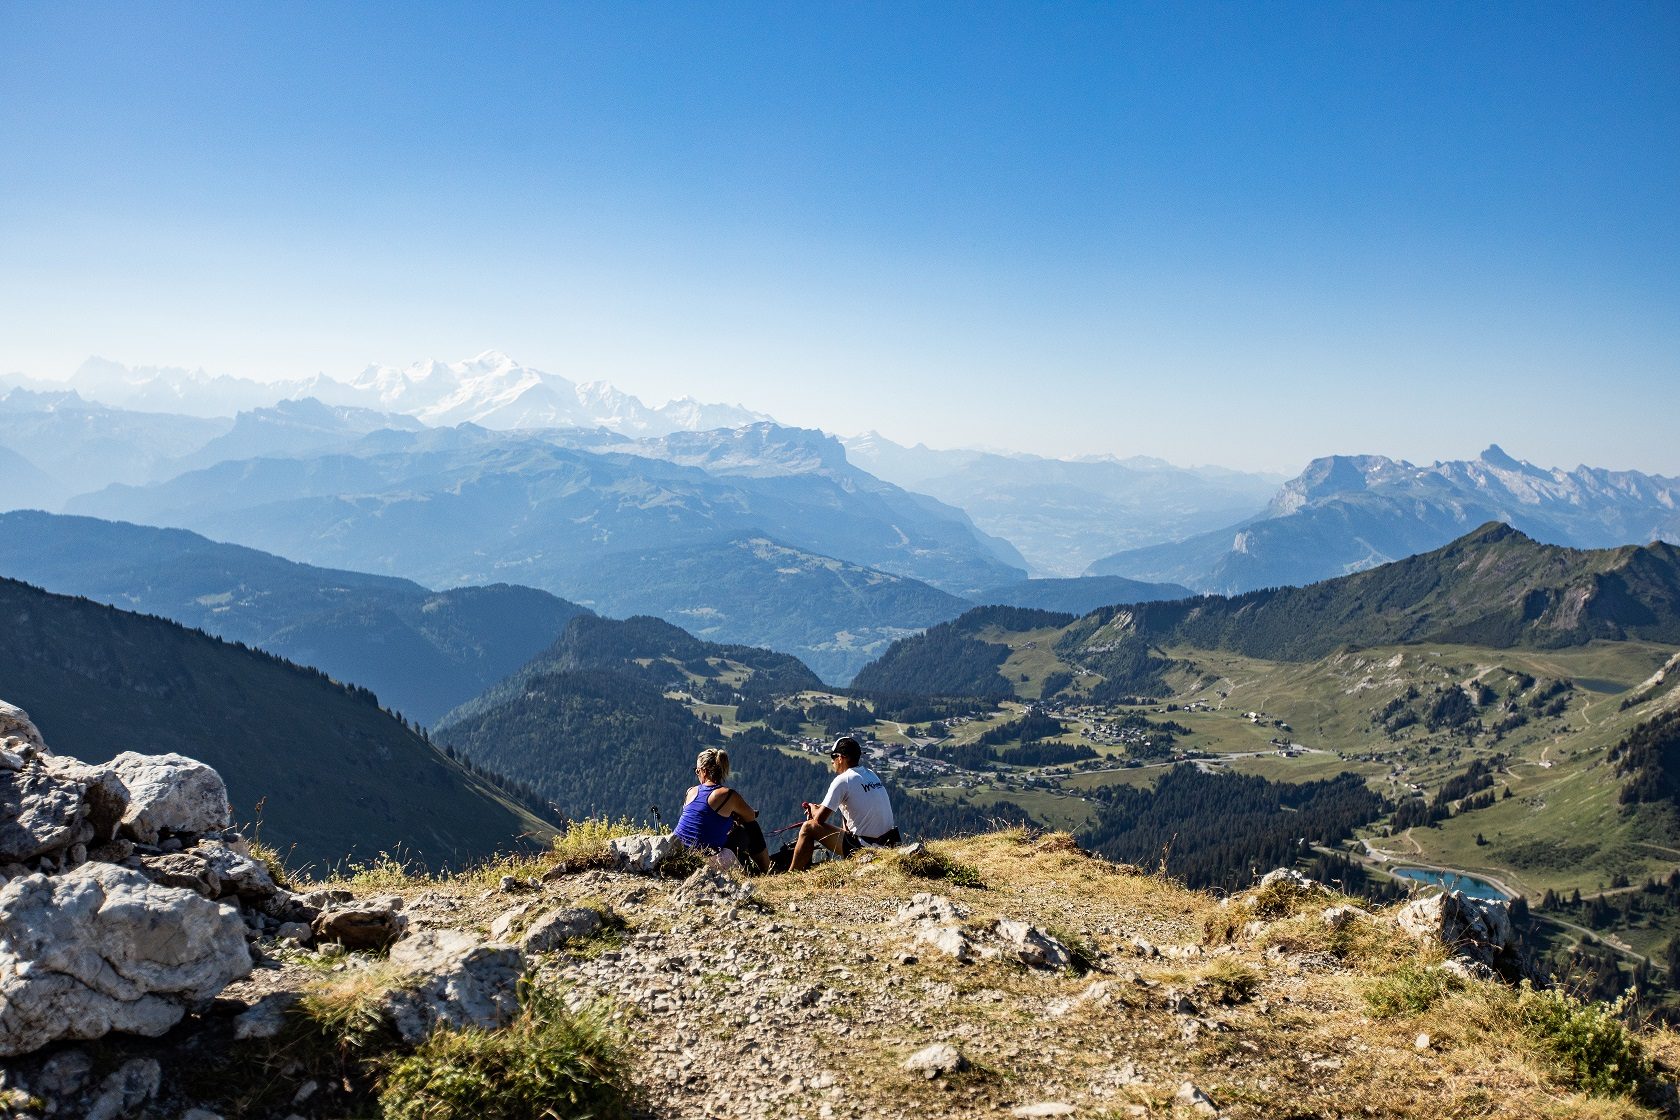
[696,748,730,783]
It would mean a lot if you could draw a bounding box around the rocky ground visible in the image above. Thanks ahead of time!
[3,696,1679,1119]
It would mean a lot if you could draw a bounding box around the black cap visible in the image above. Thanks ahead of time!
[830,736,861,763]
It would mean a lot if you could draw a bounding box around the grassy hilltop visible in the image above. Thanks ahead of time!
[57,823,1680,1119]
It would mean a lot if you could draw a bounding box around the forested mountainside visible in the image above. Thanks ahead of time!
[863,526,1680,701]
[0,511,590,724]
[0,576,548,870]
[435,613,1030,838]
[970,574,1191,615]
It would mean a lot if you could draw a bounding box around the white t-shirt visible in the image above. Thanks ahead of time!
[820,766,895,839]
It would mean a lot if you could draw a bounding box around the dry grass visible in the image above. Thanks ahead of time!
[275,821,1680,1120]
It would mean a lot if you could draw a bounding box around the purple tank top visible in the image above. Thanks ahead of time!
[674,783,734,848]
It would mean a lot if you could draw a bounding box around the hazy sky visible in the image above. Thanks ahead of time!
[3,2,1676,474]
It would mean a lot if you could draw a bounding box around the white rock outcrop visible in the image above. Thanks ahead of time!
[382,928,524,1044]
[1396,890,1518,972]
[0,862,251,1056]
[106,752,233,844]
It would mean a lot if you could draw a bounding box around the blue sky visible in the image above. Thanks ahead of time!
[2,2,1676,473]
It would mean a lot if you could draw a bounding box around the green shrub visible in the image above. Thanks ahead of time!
[1511,983,1653,1099]
[896,844,985,889]
[549,817,644,872]
[1364,964,1463,1018]
[379,984,631,1120]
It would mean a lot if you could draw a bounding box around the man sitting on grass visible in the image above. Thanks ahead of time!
[786,735,900,871]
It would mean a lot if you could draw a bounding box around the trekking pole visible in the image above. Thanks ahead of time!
[769,819,806,835]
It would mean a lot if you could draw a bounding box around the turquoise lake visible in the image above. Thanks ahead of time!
[1391,867,1510,900]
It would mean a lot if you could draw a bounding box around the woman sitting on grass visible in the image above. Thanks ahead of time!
[673,748,769,872]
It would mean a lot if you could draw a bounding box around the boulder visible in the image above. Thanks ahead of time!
[991,920,1076,971]
[1396,890,1518,972]
[39,757,129,844]
[0,702,45,754]
[195,840,278,902]
[895,893,967,925]
[608,833,673,873]
[382,929,523,1044]
[0,768,84,864]
[0,863,250,1057]
[137,851,222,898]
[106,752,232,843]
[902,1042,967,1079]
[521,906,605,954]
[314,897,407,951]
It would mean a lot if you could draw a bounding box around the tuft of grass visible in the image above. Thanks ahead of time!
[656,840,707,880]
[1044,925,1101,975]
[1364,963,1465,1019]
[548,816,645,873]
[328,850,433,893]
[895,843,986,889]
[1508,983,1655,1100]
[1202,957,1262,1004]
[377,983,632,1120]
[298,962,408,1055]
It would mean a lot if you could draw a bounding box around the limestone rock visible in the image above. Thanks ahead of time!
[489,902,534,941]
[39,756,129,844]
[609,833,673,873]
[992,920,1075,971]
[0,863,250,1057]
[1396,890,1518,972]
[233,992,300,1040]
[1175,1081,1218,1116]
[83,1058,161,1120]
[895,892,968,925]
[902,1042,967,1079]
[1321,904,1371,930]
[0,702,45,754]
[0,768,84,863]
[1012,1105,1076,1118]
[383,928,523,1044]
[521,906,605,953]
[314,897,407,951]
[107,752,232,843]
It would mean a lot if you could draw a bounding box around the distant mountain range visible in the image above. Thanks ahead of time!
[64,425,1023,682]
[0,512,590,724]
[0,576,548,870]
[843,432,1282,577]
[1088,446,1680,594]
[5,351,770,436]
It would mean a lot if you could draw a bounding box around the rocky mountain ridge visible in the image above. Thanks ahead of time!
[1091,446,1680,594]
[0,695,1671,1119]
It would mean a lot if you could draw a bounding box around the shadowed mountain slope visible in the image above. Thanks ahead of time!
[0,511,589,724]
[0,577,548,870]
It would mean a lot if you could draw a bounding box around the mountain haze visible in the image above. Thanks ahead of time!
[844,431,1280,577]
[67,424,1021,681]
